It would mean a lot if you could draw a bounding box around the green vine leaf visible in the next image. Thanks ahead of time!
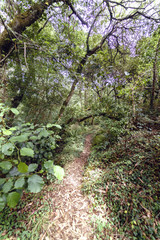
[2,129,12,136]
[2,180,13,193]
[7,192,20,208]
[20,147,34,157]
[18,162,28,173]
[15,177,25,189]
[10,134,29,143]
[28,174,44,193]
[0,161,12,170]
[28,164,38,172]
[2,143,15,156]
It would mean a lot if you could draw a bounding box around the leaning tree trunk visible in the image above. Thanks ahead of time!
[0,1,60,59]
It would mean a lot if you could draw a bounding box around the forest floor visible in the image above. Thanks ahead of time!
[40,134,95,240]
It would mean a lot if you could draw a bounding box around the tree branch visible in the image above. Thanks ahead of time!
[65,0,88,26]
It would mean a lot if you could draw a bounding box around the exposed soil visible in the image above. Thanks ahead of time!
[40,135,94,240]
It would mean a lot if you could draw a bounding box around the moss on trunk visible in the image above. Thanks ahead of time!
[0,0,57,55]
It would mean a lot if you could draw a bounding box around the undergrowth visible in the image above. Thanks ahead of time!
[54,124,91,166]
[0,184,56,240]
[82,128,160,240]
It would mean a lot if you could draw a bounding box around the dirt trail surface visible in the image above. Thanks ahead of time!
[42,135,93,240]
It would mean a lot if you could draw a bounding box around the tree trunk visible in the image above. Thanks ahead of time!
[0,1,60,58]
[150,37,160,110]
[58,55,88,118]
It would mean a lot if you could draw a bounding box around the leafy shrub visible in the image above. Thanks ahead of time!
[0,103,64,210]
[92,118,129,151]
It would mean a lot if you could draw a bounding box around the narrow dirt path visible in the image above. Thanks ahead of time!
[43,135,93,240]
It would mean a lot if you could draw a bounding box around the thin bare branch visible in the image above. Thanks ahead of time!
[37,15,53,34]
[86,7,105,52]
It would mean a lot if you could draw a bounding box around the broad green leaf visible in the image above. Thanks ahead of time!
[2,129,12,135]
[9,127,17,131]
[15,177,25,189]
[44,160,54,169]
[10,108,19,115]
[2,143,15,156]
[0,112,4,117]
[30,136,37,141]
[46,123,61,128]
[10,134,29,143]
[7,192,20,208]
[18,162,28,173]
[52,124,62,129]
[54,165,64,180]
[2,180,13,193]
[28,174,44,193]
[0,161,12,170]
[44,160,54,174]
[0,178,6,185]
[9,167,20,177]
[20,147,34,157]
[46,123,54,128]
[38,129,49,138]
[28,163,38,172]
[0,197,5,211]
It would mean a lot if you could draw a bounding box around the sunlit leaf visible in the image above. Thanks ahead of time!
[10,108,19,115]
[54,165,64,180]
[7,192,20,208]
[18,162,28,173]
[2,129,12,136]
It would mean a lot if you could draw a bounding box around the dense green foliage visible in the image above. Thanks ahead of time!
[0,0,160,239]
[0,103,64,210]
